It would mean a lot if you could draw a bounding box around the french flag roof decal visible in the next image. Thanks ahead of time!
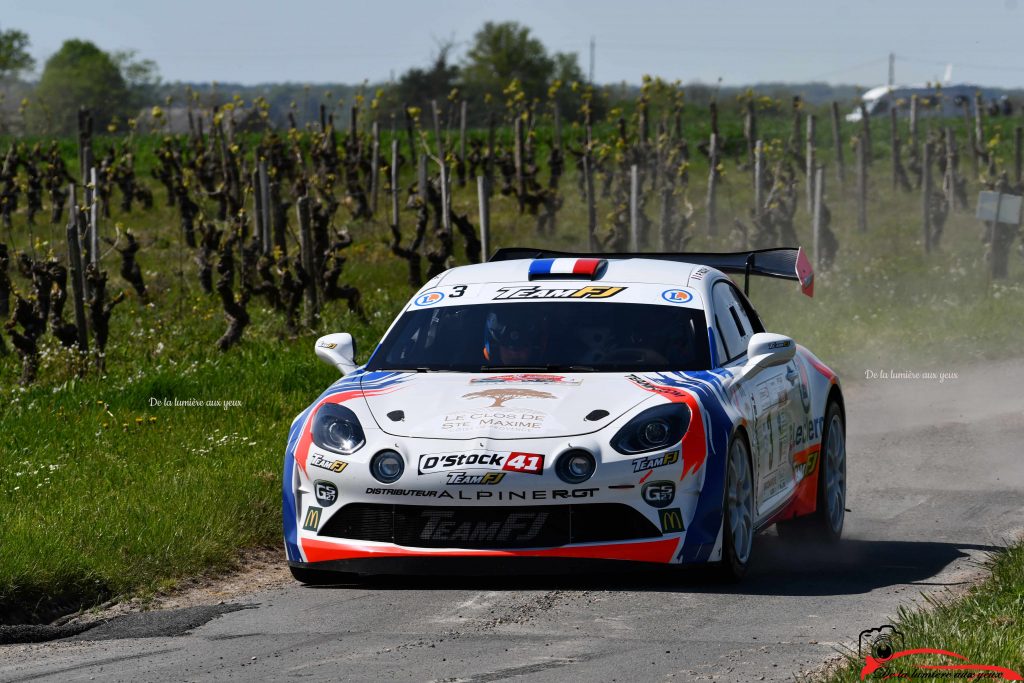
[528,257,607,280]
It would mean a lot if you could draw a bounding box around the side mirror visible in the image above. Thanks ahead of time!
[742,333,796,379]
[315,332,357,376]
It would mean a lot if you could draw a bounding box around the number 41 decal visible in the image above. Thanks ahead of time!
[503,452,545,475]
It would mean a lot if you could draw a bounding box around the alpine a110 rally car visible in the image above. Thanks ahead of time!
[284,247,845,582]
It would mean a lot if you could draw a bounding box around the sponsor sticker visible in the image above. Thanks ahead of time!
[365,487,597,501]
[419,510,549,544]
[418,452,545,475]
[504,452,544,474]
[493,285,625,300]
[659,507,684,532]
[445,471,506,485]
[794,416,824,446]
[661,289,693,304]
[797,360,812,414]
[303,506,322,531]
[414,291,445,307]
[641,480,676,508]
[309,453,348,474]
[441,409,547,433]
[462,388,555,408]
[631,449,680,473]
[469,374,582,385]
[314,480,339,506]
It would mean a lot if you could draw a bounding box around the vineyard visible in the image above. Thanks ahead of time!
[1,79,1024,623]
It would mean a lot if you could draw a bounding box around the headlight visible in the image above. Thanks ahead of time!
[370,450,405,483]
[610,403,690,454]
[312,403,366,454]
[555,449,596,484]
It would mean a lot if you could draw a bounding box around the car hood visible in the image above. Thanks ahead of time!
[360,372,652,440]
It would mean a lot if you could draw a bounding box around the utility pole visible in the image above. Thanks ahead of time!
[589,36,596,83]
[888,52,895,86]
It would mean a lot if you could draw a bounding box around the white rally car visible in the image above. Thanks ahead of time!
[284,247,845,582]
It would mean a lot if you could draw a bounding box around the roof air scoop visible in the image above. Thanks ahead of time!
[528,258,607,281]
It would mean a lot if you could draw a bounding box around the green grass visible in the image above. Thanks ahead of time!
[1,116,1023,623]
[813,541,1024,681]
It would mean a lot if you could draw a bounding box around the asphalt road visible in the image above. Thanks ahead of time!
[3,359,1023,682]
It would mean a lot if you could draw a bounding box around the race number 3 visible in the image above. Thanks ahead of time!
[503,452,545,475]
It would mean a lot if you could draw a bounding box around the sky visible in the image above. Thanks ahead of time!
[7,0,1024,89]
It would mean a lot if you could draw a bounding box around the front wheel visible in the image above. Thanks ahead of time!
[777,400,846,542]
[715,432,755,581]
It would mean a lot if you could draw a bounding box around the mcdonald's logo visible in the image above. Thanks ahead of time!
[659,507,684,533]
[303,506,322,531]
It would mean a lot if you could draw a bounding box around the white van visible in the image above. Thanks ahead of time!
[846,84,1005,122]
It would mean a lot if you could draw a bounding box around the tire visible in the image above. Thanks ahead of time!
[289,565,355,586]
[715,431,755,581]
[776,400,846,542]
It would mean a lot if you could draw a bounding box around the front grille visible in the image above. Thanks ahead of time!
[318,503,661,549]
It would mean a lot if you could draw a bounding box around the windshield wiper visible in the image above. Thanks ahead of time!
[478,365,597,372]
[379,367,448,373]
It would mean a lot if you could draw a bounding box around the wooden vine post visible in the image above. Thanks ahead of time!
[66,196,89,355]
[370,121,381,216]
[477,175,490,260]
[945,128,957,211]
[831,102,845,189]
[812,165,825,269]
[806,114,816,213]
[629,164,640,251]
[754,140,765,225]
[583,144,598,252]
[706,132,718,236]
[889,107,899,191]
[296,196,320,328]
[922,140,932,254]
[855,136,868,232]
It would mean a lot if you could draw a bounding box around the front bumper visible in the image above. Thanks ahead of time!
[288,539,684,577]
[284,399,725,570]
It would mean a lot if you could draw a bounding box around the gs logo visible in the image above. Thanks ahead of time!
[415,291,445,307]
[641,480,675,508]
[661,289,693,304]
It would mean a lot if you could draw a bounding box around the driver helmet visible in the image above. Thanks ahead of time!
[484,307,547,362]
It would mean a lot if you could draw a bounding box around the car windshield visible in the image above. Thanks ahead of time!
[367,302,710,372]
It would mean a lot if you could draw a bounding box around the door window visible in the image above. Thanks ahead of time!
[712,281,755,363]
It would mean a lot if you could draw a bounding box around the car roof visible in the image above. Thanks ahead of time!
[435,257,713,288]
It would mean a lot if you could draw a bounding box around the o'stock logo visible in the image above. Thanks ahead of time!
[661,289,693,304]
[415,291,445,306]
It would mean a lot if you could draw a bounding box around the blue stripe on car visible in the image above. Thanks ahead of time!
[282,408,309,562]
[645,371,733,564]
[283,369,411,561]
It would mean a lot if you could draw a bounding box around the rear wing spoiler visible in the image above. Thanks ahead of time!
[489,247,815,297]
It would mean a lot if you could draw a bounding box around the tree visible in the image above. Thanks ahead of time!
[462,388,555,408]
[461,22,561,103]
[0,28,34,80]
[549,50,587,117]
[30,40,130,134]
[391,42,460,116]
[113,49,161,107]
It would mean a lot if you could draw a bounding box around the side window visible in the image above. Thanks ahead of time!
[712,281,755,363]
[733,286,766,334]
